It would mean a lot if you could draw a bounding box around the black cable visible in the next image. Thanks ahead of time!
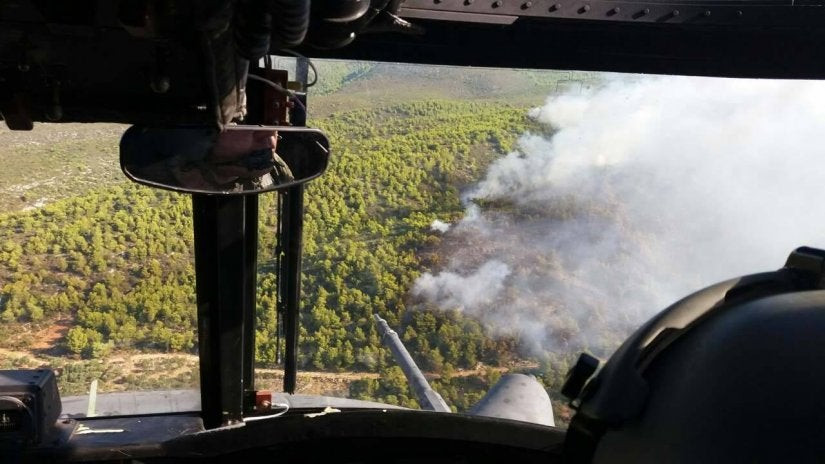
[247,73,308,112]
[278,49,318,87]
[306,59,318,87]
[275,192,283,365]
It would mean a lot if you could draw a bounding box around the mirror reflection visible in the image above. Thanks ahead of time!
[120,125,330,194]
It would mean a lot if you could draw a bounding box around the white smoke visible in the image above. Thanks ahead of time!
[414,76,825,356]
[430,219,451,233]
[413,260,511,310]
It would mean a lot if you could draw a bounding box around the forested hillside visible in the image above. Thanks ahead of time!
[0,124,125,211]
[0,64,599,421]
[0,99,564,410]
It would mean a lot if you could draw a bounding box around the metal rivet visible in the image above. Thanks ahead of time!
[522,1,532,8]
[578,4,590,13]
[736,10,743,16]
[465,0,473,4]
[493,0,502,7]
[151,75,171,94]
[608,6,620,15]
[703,10,711,16]
[672,9,679,16]
[549,3,561,11]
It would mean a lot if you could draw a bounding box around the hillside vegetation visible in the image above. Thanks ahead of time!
[0,63,600,420]
[0,100,558,410]
[0,124,125,211]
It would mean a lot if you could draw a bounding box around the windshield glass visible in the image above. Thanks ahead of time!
[2,61,824,426]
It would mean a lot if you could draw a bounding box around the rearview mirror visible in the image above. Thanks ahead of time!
[120,125,330,195]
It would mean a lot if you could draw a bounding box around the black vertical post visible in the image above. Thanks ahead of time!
[280,186,304,393]
[242,194,258,391]
[281,57,308,393]
[194,195,249,428]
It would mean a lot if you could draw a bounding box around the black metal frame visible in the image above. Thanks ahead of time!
[296,15,825,80]
[399,0,825,28]
[278,186,304,394]
[243,195,259,392]
[279,57,309,394]
[193,58,310,427]
[7,0,825,131]
[193,195,256,428]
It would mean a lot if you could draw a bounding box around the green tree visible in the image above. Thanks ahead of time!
[66,327,89,355]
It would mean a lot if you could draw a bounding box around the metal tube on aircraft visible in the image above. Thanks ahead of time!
[373,314,451,413]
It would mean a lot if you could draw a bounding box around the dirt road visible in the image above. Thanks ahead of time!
[0,347,522,397]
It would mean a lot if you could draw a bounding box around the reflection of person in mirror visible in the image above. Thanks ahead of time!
[172,129,294,191]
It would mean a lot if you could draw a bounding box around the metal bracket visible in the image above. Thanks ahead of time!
[400,0,825,26]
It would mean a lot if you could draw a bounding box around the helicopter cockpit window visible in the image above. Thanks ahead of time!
[2,60,825,426]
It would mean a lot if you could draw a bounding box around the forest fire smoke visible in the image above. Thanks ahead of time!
[430,219,451,233]
[413,76,825,356]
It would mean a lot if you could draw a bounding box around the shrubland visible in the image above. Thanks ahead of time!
[0,100,566,412]
[0,65,603,422]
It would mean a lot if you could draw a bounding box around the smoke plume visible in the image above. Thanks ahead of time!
[413,76,825,356]
[430,220,451,233]
[413,260,510,310]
